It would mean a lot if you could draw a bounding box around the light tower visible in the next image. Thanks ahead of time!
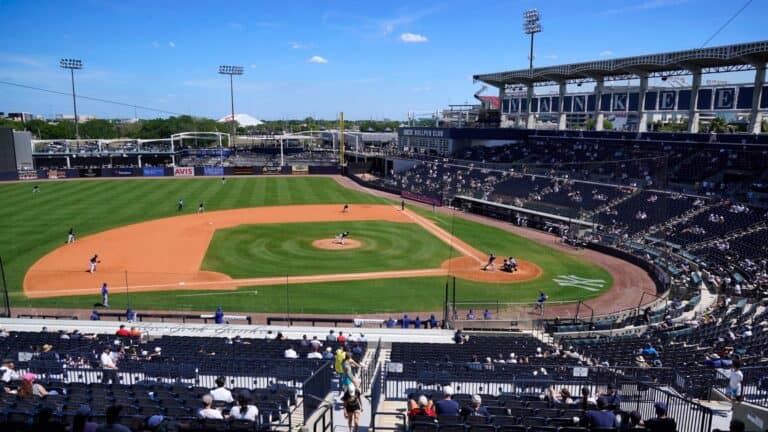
[59,58,83,139]
[523,9,541,128]
[218,65,244,146]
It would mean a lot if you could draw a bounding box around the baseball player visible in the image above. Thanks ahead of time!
[101,282,110,308]
[482,253,497,271]
[342,203,349,213]
[32,185,40,194]
[67,227,75,244]
[534,291,548,313]
[401,199,405,211]
[89,254,100,274]
[336,231,350,246]
[197,202,205,213]
[177,199,184,212]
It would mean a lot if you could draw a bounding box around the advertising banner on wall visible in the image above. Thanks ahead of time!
[173,167,195,177]
[79,168,102,178]
[292,164,309,175]
[143,167,165,177]
[18,170,38,180]
[232,167,253,176]
[203,166,224,176]
[47,170,67,179]
[113,168,135,177]
[262,166,282,175]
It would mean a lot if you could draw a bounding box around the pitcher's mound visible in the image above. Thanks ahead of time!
[312,238,362,250]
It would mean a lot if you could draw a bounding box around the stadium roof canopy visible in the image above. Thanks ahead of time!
[474,40,768,88]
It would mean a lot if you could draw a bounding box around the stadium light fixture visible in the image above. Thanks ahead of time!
[522,9,541,128]
[59,58,84,139]
[218,65,245,147]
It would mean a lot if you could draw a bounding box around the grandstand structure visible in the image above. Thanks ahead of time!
[474,41,768,133]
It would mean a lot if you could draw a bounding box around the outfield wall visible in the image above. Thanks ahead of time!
[0,165,341,181]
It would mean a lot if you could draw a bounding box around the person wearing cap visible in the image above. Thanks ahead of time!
[465,394,490,418]
[643,402,676,432]
[229,392,259,422]
[581,398,619,429]
[198,394,224,419]
[342,383,363,432]
[322,347,334,360]
[210,376,233,403]
[0,358,19,383]
[214,306,224,324]
[407,394,436,420]
[284,345,298,359]
[597,384,621,410]
[434,385,460,415]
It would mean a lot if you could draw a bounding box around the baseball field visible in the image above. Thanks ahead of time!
[0,176,618,315]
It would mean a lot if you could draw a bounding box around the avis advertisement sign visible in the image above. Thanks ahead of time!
[174,167,195,177]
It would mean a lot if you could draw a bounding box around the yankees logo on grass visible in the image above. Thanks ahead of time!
[552,275,607,291]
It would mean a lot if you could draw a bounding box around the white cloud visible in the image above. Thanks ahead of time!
[168,41,176,48]
[250,64,257,69]
[599,50,614,57]
[0,53,43,67]
[309,55,329,64]
[290,42,311,49]
[542,54,559,60]
[400,32,428,43]
[151,41,160,48]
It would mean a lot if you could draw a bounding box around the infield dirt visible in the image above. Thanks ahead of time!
[24,204,540,298]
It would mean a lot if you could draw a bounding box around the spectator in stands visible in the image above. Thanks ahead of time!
[724,419,746,432]
[351,343,363,357]
[100,347,118,384]
[284,345,298,359]
[210,376,234,403]
[434,385,460,416]
[578,387,597,410]
[581,398,619,429]
[90,310,100,321]
[342,352,361,391]
[323,347,334,360]
[547,387,574,405]
[214,306,224,324]
[337,332,347,343]
[466,309,476,320]
[115,325,130,337]
[310,336,323,349]
[229,392,259,422]
[300,335,310,347]
[129,326,140,337]
[598,384,621,410]
[326,330,336,342]
[198,394,224,419]
[464,394,490,418]
[23,373,55,397]
[642,343,659,357]
[0,359,19,383]
[32,406,65,432]
[335,346,346,375]
[643,307,652,325]
[643,402,676,432]
[342,383,363,432]
[71,405,98,432]
[727,359,743,402]
[386,317,396,328]
[407,395,436,420]
[453,330,468,344]
[94,405,131,432]
[414,316,422,329]
[307,346,323,359]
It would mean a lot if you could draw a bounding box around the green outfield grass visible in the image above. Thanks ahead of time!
[0,176,612,313]
[202,221,456,278]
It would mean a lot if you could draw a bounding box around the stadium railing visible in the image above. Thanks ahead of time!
[713,366,768,408]
[302,361,334,421]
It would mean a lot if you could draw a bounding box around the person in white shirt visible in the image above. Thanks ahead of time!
[210,376,234,403]
[198,394,224,419]
[0,359,20,383]
[307,346,323,359]
[284,346,298,359]
[229,393,259,422]
[728,360,744,402]
[100,348,117,369]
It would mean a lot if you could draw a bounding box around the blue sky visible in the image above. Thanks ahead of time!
[0,0,765,120]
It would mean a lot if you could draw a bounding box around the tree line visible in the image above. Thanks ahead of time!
[0,115,402,140]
